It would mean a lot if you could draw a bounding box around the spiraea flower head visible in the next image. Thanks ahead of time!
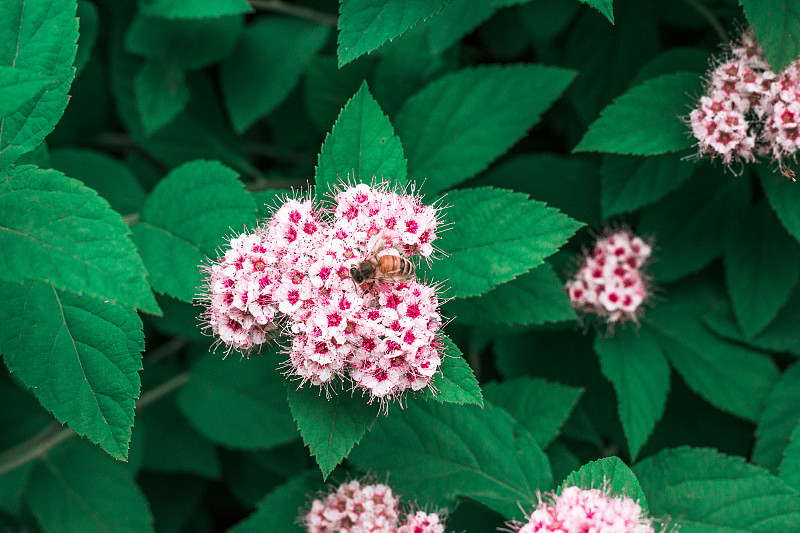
[565,229,652,326]
[199,182,447,405]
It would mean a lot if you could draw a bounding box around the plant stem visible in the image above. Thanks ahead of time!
[249,0,338,27]
[682,0,728,42]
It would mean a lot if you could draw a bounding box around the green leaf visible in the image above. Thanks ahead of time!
[594,327,670,461]
[49,148,146,216]
[0,67,50,118]
[422,336,482,406]
[753,362,800,472]
[135,61,191,136]
[228,472,323,533]
[574,73,702,155]
[724,201,800,339]
[395,65,577,194]
[645,283,779,422]
[580,0,614,23]
[315,82,407,196]
[601,154,695,218]
[424,188,583,298]
[177,349,298,450]
[0,0,78,171]
[415,0,497,54]
[634,446,800,533]
[638,167,750,282]
[337,0,448,66]
[139,0,252,19]
[130,159,257,302]
[26,441,154,533]
[287,384,380,479]
[221,17,330,133]
[0,461,34,518]
[740,0,800,73]
[446,263,575,326]
[0,279,144,460]
[779,423,800,492]
[562,457,647,511]
[350,399,553,519]
[760,165,800,245]
[0,165,159,314]
[125,14,243,71]
[75,0,99,77]
[483,377,583,448]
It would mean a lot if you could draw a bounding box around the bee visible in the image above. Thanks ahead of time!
[350,237,415,292]
[781,165,797,182]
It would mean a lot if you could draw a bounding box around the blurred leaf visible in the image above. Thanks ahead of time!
[0,279,144,460]
[760,165,800,245]
[146,294,206,342]
[753,362,800,472]
[594,327,670,460]
[779,422,800,492]
[337,0,448,66]
[139,473,208,533]
[483,377,583,448]
[27,441,153,533]
[221,444,312,507]
[130,159,257,303]
[579,0,613,23]
[139,0,252,19]
[416,0,496,54]
[350,399,553,520]
[315,82,406,197]
[562,457,646,510]
[135,61,191,136]
[0,461,34,517]
[424,187,583,298]
[75,0,99,77]
[0,0,78,171]
[305,55,377,131]
[228,472,323,533]
[396,65,577,194]
[575,73,701,155]
[520,0,580,43]
[629,47,709,86]
[222,17,330,133]
[724,201,800,339]
[421,336,483,406]
[0,165,159,313]
[0,67,50,118]
[634,446,800,533]
[741,0,800,72]
[287,384,380,479]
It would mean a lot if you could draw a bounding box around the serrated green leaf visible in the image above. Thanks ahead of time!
[645,283,779,422]
[130,159,256,302]
[421,336,482,406]
[594,327,670,460]
[228,472,323,533]
[139,0,252,19]
[135,61,191,136]
[740,0,800,73]
[601,154,695,218]
[49,148,146,216]
[75,0,99,77]
[27,441,154,533]
[483,377,583,448]
[0,0,78,170]
[125,13,243,71]
[760,165,800,245]
[0,279,144,460]
[753,362,800,472]
[416,0,497,54]
[337,0,448,66]
[177,349,298,450]
[0,165,159,313]
[350,399,552,519]
[562,457,646,510]
[395,65,577,194]
[580,0,613,22]
[221,17,330,133]
[634,446,800,533]
[724,201,800,339]
[575,73,701,155]
[446,263,575,327]
[315,82,406,197]
[638,167,750,282]
[424,188,583,298]
[0,67,51,118]
[779,422,800,492]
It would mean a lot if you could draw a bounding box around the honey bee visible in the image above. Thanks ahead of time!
[350,238,415,292]
[781,165,797,182]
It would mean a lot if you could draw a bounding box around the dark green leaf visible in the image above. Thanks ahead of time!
[483,377,583,448]
[594,327,670,460]
[0,67,50,118]
[753,362,800,472]
[75,1,99,77]
[421,336,482,406]
[139,0,252,19]
[135,61,190,136]
[304,55,377,132]
[562,457,646,511]
[740,0,800,72]
[0,165,159,313]
[629,47,709,87]
[350,399,553,519]
[579,0,614,23]
[779,423,800,492]
[395,65,577,194]
[634,446,800,533]
[228,472,323,533]
[415,0,496,54]
[760,165,800,245]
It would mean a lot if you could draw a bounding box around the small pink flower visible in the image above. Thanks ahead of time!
[398,511,446,533]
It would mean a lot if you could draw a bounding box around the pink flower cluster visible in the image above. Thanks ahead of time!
[565,230,651,325]
[304,480,447,533]
[199,183,445,403]
[689,28,800,165]
[508,485,657,533]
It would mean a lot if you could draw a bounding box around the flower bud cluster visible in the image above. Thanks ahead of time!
[199,183,445,404]
[565,230,651,325]
[304,480,447,533]
[689,28,800,165]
